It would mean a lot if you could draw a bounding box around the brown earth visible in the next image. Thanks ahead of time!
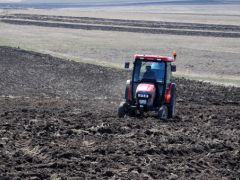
[0,46,239,179]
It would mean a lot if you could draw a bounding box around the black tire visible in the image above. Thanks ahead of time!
[128,109,136,117]
[168,84,176,118]
[118,102,128,118]
[158,105,168,120]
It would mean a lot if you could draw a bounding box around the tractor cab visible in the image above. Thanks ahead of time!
[118,53,177,120]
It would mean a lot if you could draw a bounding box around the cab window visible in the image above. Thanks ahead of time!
[134,60,165,83]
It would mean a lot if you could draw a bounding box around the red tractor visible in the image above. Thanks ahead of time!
[118,52,177,120]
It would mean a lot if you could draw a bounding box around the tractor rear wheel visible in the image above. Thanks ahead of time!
[168,84,176,118]
[118,101,128,118]
[158,105,168,120]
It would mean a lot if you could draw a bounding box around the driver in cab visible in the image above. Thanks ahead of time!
[143,65,156,80]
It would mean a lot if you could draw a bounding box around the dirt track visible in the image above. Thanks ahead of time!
[1,14,240,38]
[0,46,240,179]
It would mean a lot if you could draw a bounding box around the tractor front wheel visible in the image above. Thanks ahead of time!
[118,101,128,118]
[158,105,168,120]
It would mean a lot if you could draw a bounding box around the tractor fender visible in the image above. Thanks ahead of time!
[125,80,132,102]
[165,83,176,104]
[167,83,177,118]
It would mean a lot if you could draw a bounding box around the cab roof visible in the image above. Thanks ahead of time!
[134,54,175,62]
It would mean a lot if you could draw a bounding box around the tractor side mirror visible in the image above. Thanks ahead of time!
[171,64,176,72]
[125,62,130,69]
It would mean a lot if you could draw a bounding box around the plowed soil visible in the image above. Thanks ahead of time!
[0,46,239,179]
[1,14,240,38]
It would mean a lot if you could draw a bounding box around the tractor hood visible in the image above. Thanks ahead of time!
[136,83,156,107]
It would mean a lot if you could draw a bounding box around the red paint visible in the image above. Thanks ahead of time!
[165,83,173,104]
[134,54,175,62]
[136,83,156,93]
[127,84,132,101]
